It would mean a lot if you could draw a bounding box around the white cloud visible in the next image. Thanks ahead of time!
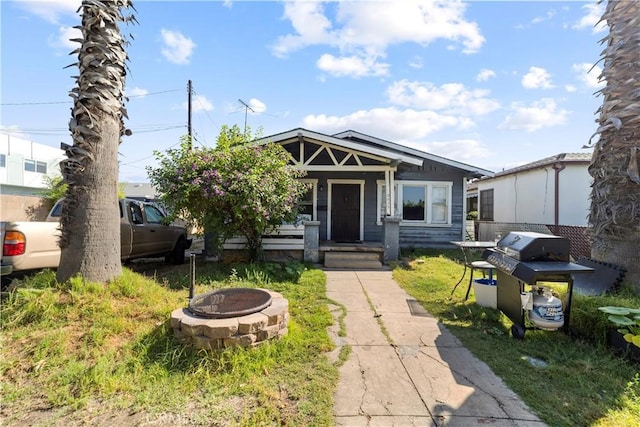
[47,25,81,51]
[386,80,500,116]
[302,107,462,141]
[317,53,389,78]
[522,66,554,89]
[127,87,149,97]
[565,85,577,93]
[271,2,337,58]
[160,29,196,65]
[186,95,213,112]
[531,9,556,25]
[0,125,32,141]
[476,68,496,82]
[247,98,266,114]
[572,1,607,34]
[572,63,604,89]
[402,139,492,164]
[272,0,484,74]
[499,98,569,132]
[15,0,79,24]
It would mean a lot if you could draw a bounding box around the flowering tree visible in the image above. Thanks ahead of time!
[147,125,308,261]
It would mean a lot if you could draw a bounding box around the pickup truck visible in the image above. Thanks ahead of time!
[1,198,192,276]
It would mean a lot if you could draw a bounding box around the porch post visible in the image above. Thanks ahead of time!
[383,217,401,262]
[303,221,320,263]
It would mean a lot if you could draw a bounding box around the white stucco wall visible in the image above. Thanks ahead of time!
[0,134,64,188]
[477,163,590,227]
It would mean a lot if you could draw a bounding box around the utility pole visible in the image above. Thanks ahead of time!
[187,80,193,149]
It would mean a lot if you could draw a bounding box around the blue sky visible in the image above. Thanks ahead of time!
[1,0,607,182]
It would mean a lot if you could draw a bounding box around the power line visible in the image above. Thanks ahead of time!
[0,89,182,106]
[0,124,184,136]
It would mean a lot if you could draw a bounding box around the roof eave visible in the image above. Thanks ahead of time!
[332,129,494,177]
[258,128,424,166]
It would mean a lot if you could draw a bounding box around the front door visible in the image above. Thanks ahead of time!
[331,184,360,242]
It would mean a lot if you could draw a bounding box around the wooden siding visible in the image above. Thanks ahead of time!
[282,140,469,248]
[304,163,467,247]
[395,160,464,248]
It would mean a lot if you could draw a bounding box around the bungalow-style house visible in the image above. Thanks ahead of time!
[241,128,493,267]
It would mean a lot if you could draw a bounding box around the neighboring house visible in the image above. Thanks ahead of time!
[0,134,65,220]
[476,153,592,227]
[475,152,593,258]
[261,128,493,252]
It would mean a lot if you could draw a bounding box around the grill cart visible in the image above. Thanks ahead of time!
[483,231,593,339]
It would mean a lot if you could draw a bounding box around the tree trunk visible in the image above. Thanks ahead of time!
[57,113,122,283]
[589,1,640,291]
[56,0,133,283]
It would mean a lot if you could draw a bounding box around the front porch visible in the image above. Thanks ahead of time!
[218,218,400,268]
[320,240,385,269]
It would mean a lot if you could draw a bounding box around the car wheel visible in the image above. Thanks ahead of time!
[170,238,186,265]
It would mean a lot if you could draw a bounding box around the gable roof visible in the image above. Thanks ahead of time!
[488,152,592,179]
[260,128,423,166]
[261,128,494,178]
[332,130,494,178]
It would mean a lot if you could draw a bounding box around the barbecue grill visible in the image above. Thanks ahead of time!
[483,231,593,339]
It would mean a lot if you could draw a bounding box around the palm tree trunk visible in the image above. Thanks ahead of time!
[589,0,640,291]
[57,0,134,283]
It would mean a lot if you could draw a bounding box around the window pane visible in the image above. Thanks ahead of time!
[431,186,447,223]
[480,189,494,221]
[379,184,386,219]
[36,161,47,174]
[130,204,144,224]
[298,186,314,220]
[0,154,6,168]
[24,159,35,172]
[402,186,425,221]
[144,205,164,224]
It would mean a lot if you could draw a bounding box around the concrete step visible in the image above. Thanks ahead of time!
[324,251,383,269]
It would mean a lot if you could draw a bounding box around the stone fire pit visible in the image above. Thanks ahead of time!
[170,288,289,350]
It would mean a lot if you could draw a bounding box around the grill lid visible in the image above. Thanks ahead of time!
[496,231,570,262]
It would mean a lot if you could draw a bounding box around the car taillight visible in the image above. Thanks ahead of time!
[3,231,26,256]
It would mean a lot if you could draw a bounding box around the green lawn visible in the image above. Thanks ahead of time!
[0,260,338,426]
[393,249,640,427]
[2,251,638,427]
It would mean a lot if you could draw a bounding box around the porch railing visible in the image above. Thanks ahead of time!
[222,224,305,251]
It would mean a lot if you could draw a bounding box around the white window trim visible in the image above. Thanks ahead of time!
[377,180,453,227]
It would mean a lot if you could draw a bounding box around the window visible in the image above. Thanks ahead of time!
[36,161,47,173]
[0,153,5,168]
[143,205,165,224]
[479,189,494,221]
[295,179,317,222]
[298,187,314,221]
[377,180,452,226]
[402,185,425,221]
[24,159,47,174]
[130,204,144,224]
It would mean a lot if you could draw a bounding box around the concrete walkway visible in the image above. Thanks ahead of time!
[325,269,546,427]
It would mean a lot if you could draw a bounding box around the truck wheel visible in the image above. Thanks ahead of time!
[169,238,186,265]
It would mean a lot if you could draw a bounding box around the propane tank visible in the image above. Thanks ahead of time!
[528,287,564,331]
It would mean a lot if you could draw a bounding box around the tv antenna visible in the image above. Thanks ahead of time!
[238,99,254,135]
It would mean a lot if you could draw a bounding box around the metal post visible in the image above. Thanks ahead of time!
[188,253,196,301]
